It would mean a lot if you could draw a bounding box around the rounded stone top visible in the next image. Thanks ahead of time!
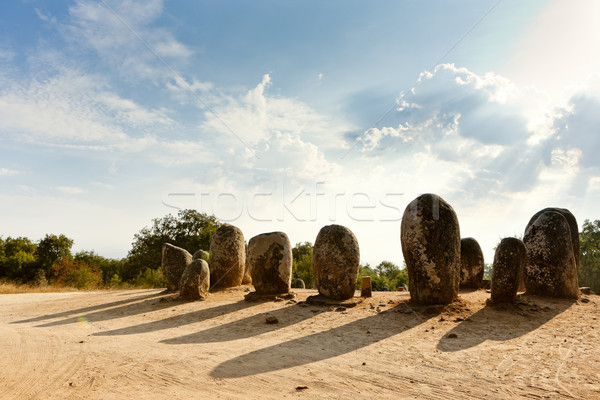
[193,249,210,261]
[314,224,360,265]
[525,207,579,266]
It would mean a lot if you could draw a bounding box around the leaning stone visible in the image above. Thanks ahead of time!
[179,259,210,301]
[525,207,580,267]
[192,250,210,261]
[312,224,360,300]
[490,238,527,303]
[247,232,292,295]
[292,279,306,289]
[161,243,193,292]
[209,224,246,289]
[524,211,579,299]
[460,237,484,289]
[401,193,461,305]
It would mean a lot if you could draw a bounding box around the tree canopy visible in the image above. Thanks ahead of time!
[126,209,221,280]
[579,219,600,293]
[292,241,314,288]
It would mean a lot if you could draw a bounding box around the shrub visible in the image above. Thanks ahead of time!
[50,259,101,289]
[132,268,165,288]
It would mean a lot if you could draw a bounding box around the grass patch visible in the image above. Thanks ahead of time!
[0,280,80,294]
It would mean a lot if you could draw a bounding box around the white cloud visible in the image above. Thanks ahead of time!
[35,8,57,24]
[66,0,192,81]
[355,64,570,195]
[252,131,341,182]
[0,67,174,149]
[91,182,116,190]
[200,74,351,150]
[55,186,87,195]
[0,168,19,176]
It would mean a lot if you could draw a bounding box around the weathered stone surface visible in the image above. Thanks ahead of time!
[526,207,580,267]
[209,224,246,289]
[192,250,210,262]
[179,259,210,301]
[490,238,527,303]
[247,232,292,295]
[292,279,305,289]
[312,224,360,300]
[460,237,484,289]
[161,243,193,292]
[401,193,461,305]
[580,287,594,295]
[524,211,580,299]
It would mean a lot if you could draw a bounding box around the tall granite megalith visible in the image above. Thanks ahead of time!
[312,225,360,300]
[401,193,460,305]
[209,224,246,289]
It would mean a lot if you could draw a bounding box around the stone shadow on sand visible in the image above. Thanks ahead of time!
[11,290,165,325]
[210,303,436,378]
[436,295,577,352]
[31,293,187,328]
[93,299,262,336]
[161,302,323,345]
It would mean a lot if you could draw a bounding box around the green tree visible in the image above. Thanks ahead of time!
[357,261,408,291]
[579,219,600,293]
[126,209,221,281]
[0,237,39,282]
[74,250,128,286]
[292,242,313,288]
[36,234,74,277]
[483,264,493,280]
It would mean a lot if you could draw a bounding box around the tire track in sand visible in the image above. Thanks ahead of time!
[0,325,87,399]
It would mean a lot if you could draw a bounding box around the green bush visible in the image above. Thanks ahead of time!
[62,267,102,289]
[132,268,165,288]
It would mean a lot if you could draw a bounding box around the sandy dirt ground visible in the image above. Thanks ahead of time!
[1,287,598,399]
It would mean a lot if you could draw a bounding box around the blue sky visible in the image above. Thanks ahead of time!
[2,0,600,267]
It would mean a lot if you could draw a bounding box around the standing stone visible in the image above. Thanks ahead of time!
[460,237,485,289]
[292,279,306,289]
[193,249,210,262]
[490,238,527,303]
[525,207,579,267]
[242,241,252,285]
[312,225,360,300]
[361,276,372,297]
[161,243,193,292]
[179,259,210,301]
[209,224,246,289]
[401,193,461,305]
[247,232,292,295]
[524,210,579,299]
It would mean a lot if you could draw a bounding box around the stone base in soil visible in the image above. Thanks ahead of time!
[244,291,296,302]
[305,294,363,308]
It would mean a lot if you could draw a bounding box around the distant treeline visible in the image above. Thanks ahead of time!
[0,209,410,291]
[3,210,597,293]
[0,210,220,289]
